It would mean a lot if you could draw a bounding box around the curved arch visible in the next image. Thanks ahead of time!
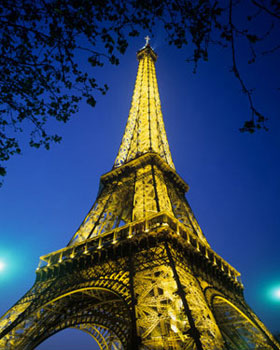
[215,296,260,329]
[212,295,273,349]
[15,286,131,350]
[33,322,123,350]
[78,324,109,350]
[74,324,123,350]
[39,286,128,309]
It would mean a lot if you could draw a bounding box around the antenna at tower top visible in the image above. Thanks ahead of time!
[145,35,150,46]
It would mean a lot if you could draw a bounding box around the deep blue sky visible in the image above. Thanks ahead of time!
[0,31,279,349]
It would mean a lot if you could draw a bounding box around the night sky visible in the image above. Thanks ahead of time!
[0,32,279,349]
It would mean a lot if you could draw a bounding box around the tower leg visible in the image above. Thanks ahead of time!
[128,250,140,350]
[132,241,224,349]
[164,241,203,350]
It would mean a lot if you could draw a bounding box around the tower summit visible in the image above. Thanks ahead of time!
[0,41,279,350]
[114,41,174,169]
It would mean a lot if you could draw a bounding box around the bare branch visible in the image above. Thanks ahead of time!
[228,0,267,132]
[251,0,280,20]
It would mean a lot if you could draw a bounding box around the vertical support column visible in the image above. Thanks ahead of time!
[128,250,140,350]
[151,162,161,213]
[164,241,203,350]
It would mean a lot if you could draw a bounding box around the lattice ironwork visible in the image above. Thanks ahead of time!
[0,258,132,349]
[75,324,124,350]
[213,296,273,349]
[114,44,174,169]
[68,154,208,246]
[0,41,279,350]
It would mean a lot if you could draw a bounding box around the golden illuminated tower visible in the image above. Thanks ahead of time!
[0,41,279,350]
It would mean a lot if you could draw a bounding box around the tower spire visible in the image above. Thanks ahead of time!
[114,41,175,169]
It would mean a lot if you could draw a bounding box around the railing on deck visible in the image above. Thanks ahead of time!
[37,212,242,286]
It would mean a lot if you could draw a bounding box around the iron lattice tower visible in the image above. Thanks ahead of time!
[0,43,279,350]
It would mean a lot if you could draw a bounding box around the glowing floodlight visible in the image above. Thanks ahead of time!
[273,287,280,300]
[0,260,5,272]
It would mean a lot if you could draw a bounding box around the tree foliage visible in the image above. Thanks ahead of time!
[0,0,279,185]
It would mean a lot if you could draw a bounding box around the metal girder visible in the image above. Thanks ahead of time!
[74,324,123,350]
[213,297,274,349]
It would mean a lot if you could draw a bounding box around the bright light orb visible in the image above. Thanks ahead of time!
[273,287,280,300]
[0,261,5,272]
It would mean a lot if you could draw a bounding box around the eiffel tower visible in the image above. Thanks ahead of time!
[0,40,279,350]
